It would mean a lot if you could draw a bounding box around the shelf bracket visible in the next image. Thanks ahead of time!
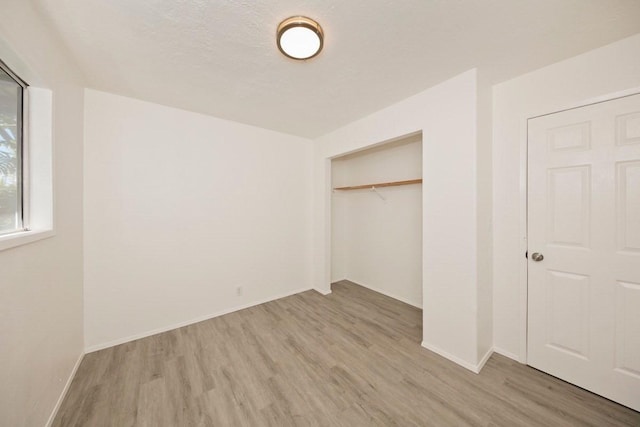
[371,186,386,201]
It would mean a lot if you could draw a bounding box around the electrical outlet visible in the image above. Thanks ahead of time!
[236,286,243,296]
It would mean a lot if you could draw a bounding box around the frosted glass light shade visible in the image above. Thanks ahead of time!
[277,16,323,60]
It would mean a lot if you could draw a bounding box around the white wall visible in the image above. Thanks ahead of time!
[493,34,640,361]
[314,70,490,371]
[476,71,494,364]
[83,89,313,351]
[331,135,423,307]
[0,2,85,426]
[331,162,348,282]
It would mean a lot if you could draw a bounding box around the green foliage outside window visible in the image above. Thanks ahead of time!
[0,74,20,233]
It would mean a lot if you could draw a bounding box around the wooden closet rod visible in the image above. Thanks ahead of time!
[333,178,422,191]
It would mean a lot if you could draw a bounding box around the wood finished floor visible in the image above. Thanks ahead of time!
[54,280,640,426]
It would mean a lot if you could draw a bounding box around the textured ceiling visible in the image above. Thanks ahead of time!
[33,0,640,138]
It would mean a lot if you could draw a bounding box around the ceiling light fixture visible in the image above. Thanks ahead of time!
[277,16,324,60]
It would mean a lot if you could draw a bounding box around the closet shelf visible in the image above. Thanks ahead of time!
[333,178,422,191]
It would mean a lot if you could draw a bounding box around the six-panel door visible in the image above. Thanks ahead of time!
[528,93,640,411]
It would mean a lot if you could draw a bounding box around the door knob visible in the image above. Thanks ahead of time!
[531,252,544,262]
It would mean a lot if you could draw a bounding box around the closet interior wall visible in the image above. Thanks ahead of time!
[331,134,423,307]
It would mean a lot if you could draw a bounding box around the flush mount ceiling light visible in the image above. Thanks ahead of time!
[277,16,324,60]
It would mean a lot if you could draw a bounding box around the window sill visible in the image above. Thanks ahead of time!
[0,229,55,252]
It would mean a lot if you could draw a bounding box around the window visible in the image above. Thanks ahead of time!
[0,52,53,251]
[0,60,26,236]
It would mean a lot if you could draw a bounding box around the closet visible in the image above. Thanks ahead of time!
[331,133,423,307]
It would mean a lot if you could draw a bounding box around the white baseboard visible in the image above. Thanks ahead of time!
[313,287,332,295]
[421,341,494,374]
[85,286,312,353]
[492,346,521,362]
[345,279,422,308]
[46,352,84,427]
[476,347,494,372]
[421,341,479,373]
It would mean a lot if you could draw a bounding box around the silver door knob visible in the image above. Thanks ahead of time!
[531,252,544,262]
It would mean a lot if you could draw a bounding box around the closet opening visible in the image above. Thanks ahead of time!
[330,132,423,339]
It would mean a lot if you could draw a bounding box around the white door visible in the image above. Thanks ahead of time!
[528,93,640,411]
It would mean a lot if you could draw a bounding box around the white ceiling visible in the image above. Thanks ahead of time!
[34,0,640,138]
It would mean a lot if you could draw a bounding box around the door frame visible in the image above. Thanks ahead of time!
[520,88,640,364]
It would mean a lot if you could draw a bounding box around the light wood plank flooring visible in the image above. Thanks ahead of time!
[53,280,640,426]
